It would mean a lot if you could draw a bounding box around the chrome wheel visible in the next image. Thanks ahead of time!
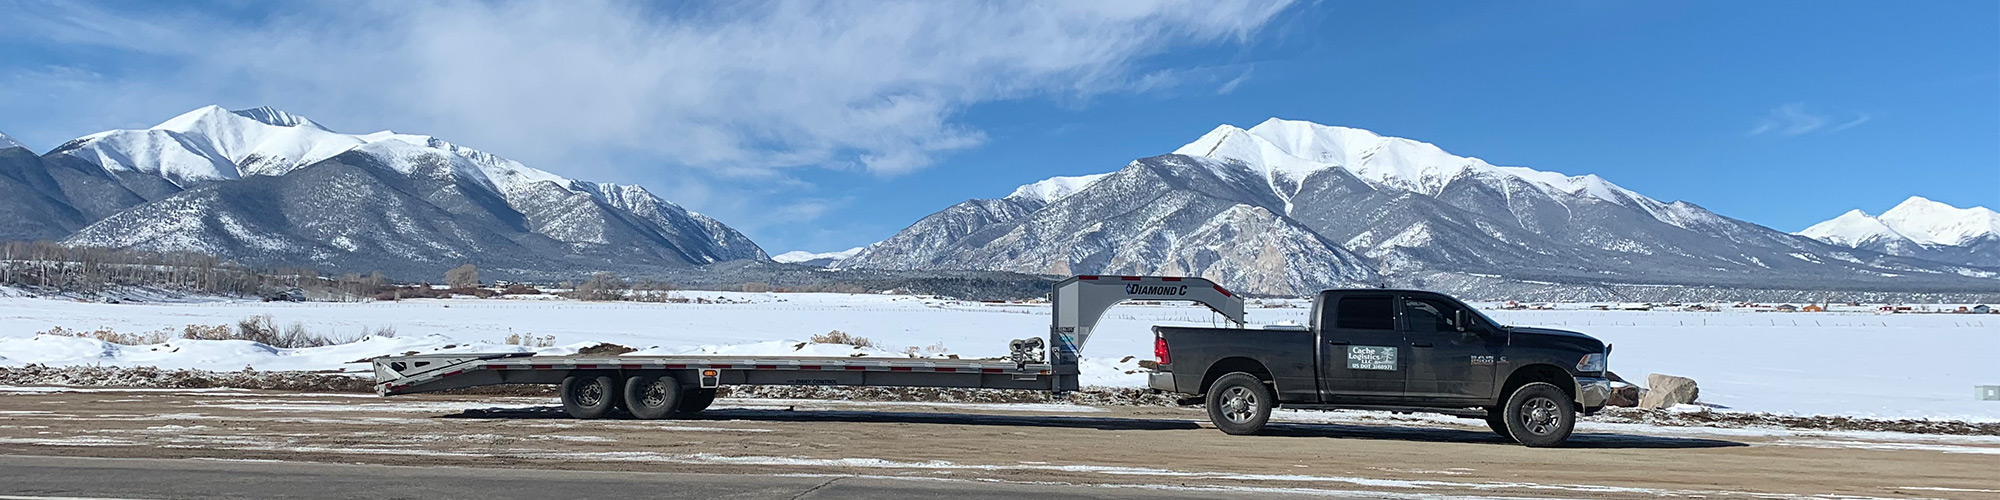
[1220,386,1259,424]
[573,381,604,408]
[641,379,673,408]
[1520,396,1560,435]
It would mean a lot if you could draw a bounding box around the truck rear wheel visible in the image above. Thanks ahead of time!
[1502,382,1575,447]
[1206,372,1273,435]
[623,373,683,420]
[1484,407,1514,442]
[560,373,619,419]
[677,388,716,414]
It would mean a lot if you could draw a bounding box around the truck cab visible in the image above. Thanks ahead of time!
[1149,289,1612,447]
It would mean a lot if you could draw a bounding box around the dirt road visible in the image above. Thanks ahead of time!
[1,386,1994,499]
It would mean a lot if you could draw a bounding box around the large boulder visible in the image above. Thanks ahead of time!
[1606,384,1643,407]
[1640,373,1699,409]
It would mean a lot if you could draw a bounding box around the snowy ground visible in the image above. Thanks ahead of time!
[0,290,1995,421]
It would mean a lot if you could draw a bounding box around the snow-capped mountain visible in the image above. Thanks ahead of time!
[1798,197,1999,267]
[772,247,865,267]
[0,131,23,151]
[13,106,764,278]
[847,118,1997,298]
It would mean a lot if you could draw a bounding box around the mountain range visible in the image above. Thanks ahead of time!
[0,106,763,279]
[2,110,1992,300]
[839,118,1997,300]
[1795,197,1999,268]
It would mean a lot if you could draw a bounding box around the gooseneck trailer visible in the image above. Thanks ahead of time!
[372,275,1244,419]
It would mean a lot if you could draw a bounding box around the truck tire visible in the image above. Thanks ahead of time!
[677,388,717,414]
[1502,382,1575,447]
[560,373,619,419]
[622,373,683,420]
[1484,407,1514,442]
[1206,372,1273,435]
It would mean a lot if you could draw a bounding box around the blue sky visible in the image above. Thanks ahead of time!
[1,1,1994,254]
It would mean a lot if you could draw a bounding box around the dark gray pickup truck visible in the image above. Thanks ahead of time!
[1150,289,1612,447]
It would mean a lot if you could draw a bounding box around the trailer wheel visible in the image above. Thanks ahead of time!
[1206,372,1273,435]
[1484,407,1514,442]
[622,373,683,420]
[1502,382,1575,447]
[560,373,619,419]
[677,389,716,415]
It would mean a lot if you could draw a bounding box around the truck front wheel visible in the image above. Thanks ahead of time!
[1206,372,1273,435]
[560,373,619,419]
[1502,382,1575,447]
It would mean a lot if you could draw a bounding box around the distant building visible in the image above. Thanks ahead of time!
[1801,304,1825,312]
[1774,304,1799,312]
[1973,305,1992,314]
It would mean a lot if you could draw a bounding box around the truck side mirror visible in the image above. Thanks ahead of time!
[1454,310,1467,332]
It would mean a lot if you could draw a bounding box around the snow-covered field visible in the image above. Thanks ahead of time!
[0,290,1995,421]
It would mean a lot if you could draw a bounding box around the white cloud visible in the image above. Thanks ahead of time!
[2,0,1293,177]
[1747,102,1869,137]
[1217,68,1254,95]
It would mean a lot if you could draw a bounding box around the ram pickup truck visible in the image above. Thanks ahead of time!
[1151,289,1612,447]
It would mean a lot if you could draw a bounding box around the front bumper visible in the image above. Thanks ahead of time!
[1575,375,1612,409]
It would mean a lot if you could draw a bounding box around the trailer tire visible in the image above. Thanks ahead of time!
[1206,372,1273,435]
[560,373,619,419]
[677,389,716,415]
[623,373,683,420]
[1502,382,1575,447]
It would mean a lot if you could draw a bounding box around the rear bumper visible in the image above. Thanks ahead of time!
[1148,370,1176,392]
[1576,375,1612,409]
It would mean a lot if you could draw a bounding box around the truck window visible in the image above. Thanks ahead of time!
[1335,296,1395,330]
[1403,297,1462,333]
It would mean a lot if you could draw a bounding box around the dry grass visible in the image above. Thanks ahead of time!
[810,330,875,349]
[44,316,372,349]
[505,333,557,348]
[40,326,174,345]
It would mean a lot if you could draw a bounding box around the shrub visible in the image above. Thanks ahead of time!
[505,333,556,348]
[809,330,875,349]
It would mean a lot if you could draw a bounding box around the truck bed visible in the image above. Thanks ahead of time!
[373,352,1059,396]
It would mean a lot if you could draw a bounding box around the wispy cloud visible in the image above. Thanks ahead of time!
[1217,68,1254,95]
[1747,102,1871,137]
[0,0,1295,250]
[0,0,1295,177]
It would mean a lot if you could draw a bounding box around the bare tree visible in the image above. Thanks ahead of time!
[445,264,480,289]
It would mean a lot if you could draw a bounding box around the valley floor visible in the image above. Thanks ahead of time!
[0,386,1995,499]
[1,290,1996,420]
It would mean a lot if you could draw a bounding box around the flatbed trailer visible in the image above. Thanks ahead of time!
[372,275,1244,419]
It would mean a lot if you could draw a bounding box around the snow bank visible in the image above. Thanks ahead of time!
[0,334,534,372]
[0,293,1995,421]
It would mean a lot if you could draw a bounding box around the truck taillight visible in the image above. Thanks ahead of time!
[1154,337,1170,365]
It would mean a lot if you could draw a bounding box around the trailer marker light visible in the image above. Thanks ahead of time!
[701,369,719,377]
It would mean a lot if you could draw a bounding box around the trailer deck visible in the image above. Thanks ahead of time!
[375,352,1058,396]
[372,275,1245,419]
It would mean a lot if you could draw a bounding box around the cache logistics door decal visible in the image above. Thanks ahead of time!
[1347,346,1398,371]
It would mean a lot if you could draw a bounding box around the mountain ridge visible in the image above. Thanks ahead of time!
[842,118,1998,299]
[11,106,766,280]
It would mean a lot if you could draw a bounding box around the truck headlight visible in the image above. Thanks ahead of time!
[1575,353,1606,373]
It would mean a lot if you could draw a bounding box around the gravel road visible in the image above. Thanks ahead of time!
[1,386,1994,499]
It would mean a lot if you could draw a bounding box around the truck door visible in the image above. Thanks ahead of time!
[1317,293,1407,402]
[1400,294,1504,404]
